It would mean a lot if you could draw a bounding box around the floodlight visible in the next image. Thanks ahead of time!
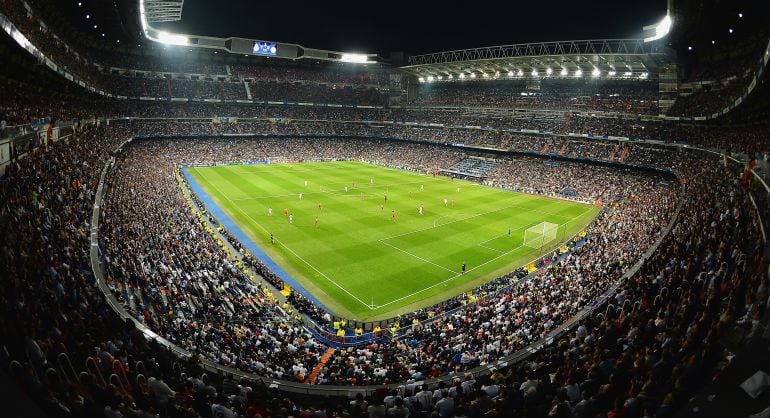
[482,73,489,78]
[418,77,425,83]
[459,73,465,79]
[495,71,500,78]
[608,70,616,76]
[546,67,552,76]
[156,31,189,46]
[508,70,514,77]
[560,68,568,76]
[517,69,523,76]
[644,15,672,42]
[624,71,632,77]
[687,46,692,51]
[531,69,538,77]
[592,68,601,77]
[78,2,82,5]
[640,72,649,79]
[427,75,434,82]
[712,40,715,44]
[448,74,453,79]
[86,14,90,19]
[340,53,369,63]
[437,75,443,80]
[470,73,477,78]
[729,28,733,33]
[575,69,583,77]
[738,13,743,18]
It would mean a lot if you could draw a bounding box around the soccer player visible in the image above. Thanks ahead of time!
[380,204,384,213]
[456,187,460,193]
[270,232,274,244]
[283,208,289,217]
[451,200,455,208]
[370,178,374,184]
[289,214,293,224]
[314,216,318,227]
[419,205,424,215]
[391,210,397,221]
[304,180,308,187]
[299,192,303,200]
[317,202,323,211]
[345,186,348,193]
[461,262,466,274]
[508,227,512,237]
[360,192,365,200]
[420,184,424,191]
[384,193,388,203]
[352,181,356,189]
[408,191,412,199]
[444,198,448,207]
[268,207,272,216]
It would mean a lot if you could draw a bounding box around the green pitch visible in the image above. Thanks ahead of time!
[185,161,599,321]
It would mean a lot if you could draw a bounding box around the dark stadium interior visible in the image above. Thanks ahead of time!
[0,0,769,417]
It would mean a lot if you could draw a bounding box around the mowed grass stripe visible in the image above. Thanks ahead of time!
[186,162,599,320]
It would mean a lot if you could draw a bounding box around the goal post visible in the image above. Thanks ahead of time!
[523,221,559,249]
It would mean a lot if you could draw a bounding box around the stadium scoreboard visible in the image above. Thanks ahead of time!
[182,35,376,63]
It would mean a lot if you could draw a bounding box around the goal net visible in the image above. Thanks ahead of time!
[523,222,559,249]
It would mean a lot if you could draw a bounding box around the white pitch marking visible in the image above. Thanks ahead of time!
[190,167,375,310]
[374,209,593,310]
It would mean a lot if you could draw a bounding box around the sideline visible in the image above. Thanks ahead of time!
[181,166,332,311]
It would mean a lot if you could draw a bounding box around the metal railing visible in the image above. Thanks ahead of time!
[406,39,660,66]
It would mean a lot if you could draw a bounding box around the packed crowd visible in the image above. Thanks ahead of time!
[0,104,766,418]
[667,29,770,117]
[91,119,670,383]
[0,3,769,415]
[232,64,390,86]
[100,75,389,104]
[667,80,748,117]
[412,80,661,114]
[2,81,766,167]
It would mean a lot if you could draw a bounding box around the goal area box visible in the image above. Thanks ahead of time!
[523,221,559,249]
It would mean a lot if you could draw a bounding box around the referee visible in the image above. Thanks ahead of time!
[461,262,466,274]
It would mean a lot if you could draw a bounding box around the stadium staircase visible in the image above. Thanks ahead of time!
[558,142,570,156]
[244,81,253,100]
[305,348,336,384]
[541,144,550,154]
[166,79,173,97]
[618,145,630,162]
[609,144,619,160]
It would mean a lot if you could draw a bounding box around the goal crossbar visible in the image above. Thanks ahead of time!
[523,221,559,249]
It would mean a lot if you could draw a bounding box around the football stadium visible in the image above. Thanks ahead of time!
[0,0,769,417]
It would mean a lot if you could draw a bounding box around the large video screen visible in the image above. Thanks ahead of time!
[252,41,277,56]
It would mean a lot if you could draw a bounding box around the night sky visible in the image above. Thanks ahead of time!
[156,0,668,56]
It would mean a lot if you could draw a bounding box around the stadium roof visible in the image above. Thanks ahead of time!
[400,39,671,80]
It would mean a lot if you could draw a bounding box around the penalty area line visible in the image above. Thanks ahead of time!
[375,208,592,310]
